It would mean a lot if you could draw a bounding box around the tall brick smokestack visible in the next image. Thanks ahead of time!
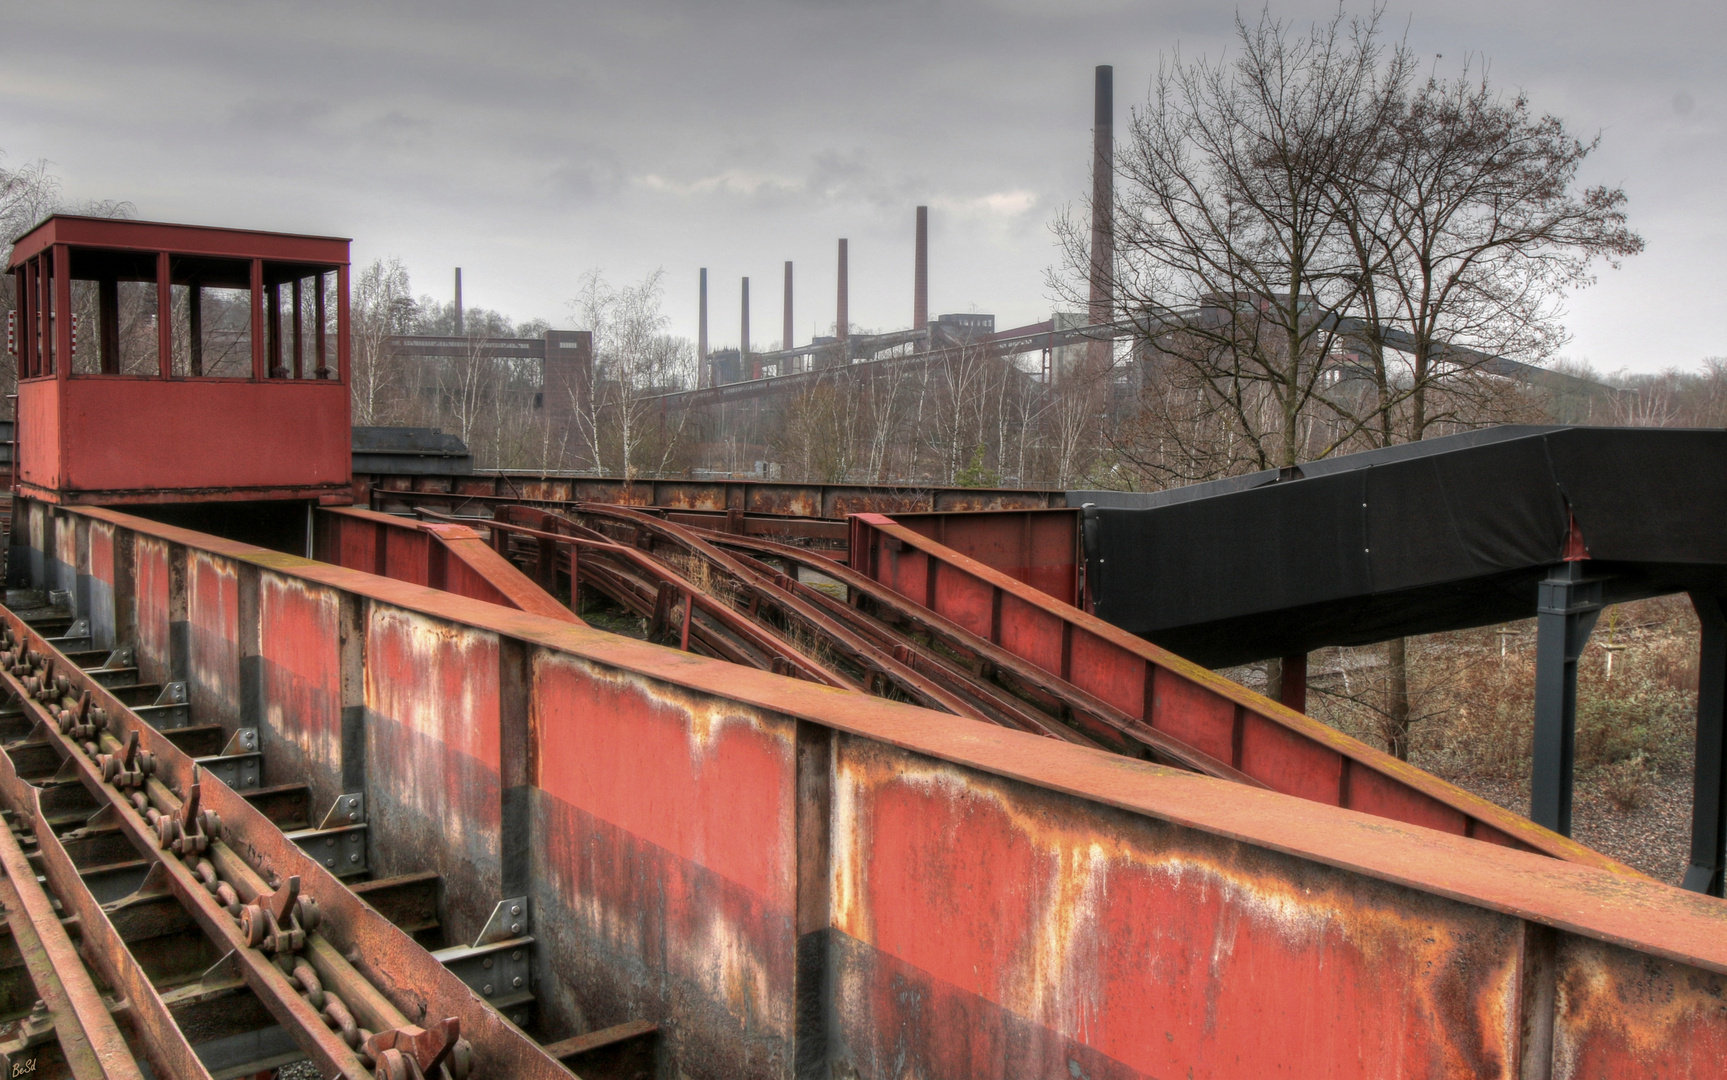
[783,261,794,352]
[914,206,928,338]
[1089,65,1114,331]
[836,239,849,349]
[698,267,708,388]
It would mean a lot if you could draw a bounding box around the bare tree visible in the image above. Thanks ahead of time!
[1341,61,1643,447]
[1077,9,1395,478]
[0,154,132,407]
[569,270,696,481]
[1066,10,1643,757]
[349,258,416,426]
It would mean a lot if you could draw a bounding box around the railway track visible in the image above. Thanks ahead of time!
[440,503,1253,784]
[0,593,653,1079]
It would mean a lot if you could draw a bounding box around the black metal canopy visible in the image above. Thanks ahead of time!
[1075,425,1727,668]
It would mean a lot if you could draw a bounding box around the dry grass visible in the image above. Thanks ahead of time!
[1282,595,1701,882]
[1300,595,1698,781]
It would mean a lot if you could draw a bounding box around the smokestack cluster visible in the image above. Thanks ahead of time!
[454,268,464,336]
[783,262,794,352]
[698,268,708,387]
[914,206,928,337]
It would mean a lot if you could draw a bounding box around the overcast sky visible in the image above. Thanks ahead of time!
[4,1,1721,372]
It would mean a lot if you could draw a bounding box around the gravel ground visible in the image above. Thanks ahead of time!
[1449,769,1692,884]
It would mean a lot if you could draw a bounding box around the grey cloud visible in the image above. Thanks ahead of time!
[0,0,1721,368]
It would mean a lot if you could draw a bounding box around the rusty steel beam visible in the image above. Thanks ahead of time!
[20,497,1727,1077]
[0,777,147,1079]
[702,529,1261,784]
[0,747,210,1080]
[316,507,580,624]
[360,470,1064,521]
[435,506,840,686]
[0,606,575,1080]
[564,503,1086,741]
[848,512,1642,874]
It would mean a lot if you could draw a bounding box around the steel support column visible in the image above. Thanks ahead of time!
[1683,593,1727,895]
[1531,561,1602,836]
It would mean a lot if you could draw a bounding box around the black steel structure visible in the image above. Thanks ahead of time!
[1076,425,1727,893]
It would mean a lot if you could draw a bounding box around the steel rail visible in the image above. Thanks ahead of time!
[0,605,576,1080]
[419,508,840,686]
[373,487,851,547]
[552,504,1080,740]
[0,785,146,1080]
[699,530,1264,785]
[0,745,210,1080]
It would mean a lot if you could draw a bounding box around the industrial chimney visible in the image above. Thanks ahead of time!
[837,239,849,351]
[783,261,794,352]
[914,206,928,343]
[741,276,751,369]
[454,268,464,336]
[698,267,708,388]
[1089,65,1114,332]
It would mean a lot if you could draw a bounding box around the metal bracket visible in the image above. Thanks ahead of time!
[135,681,190,730]
[434,936,534,1008]
[291,823,369,877]
[44,617,90,649]
[317,792,364,830]
[220,728,259,756]
[100,646,135,671]
[474,896,529,946]
[289,794,370,877]
[193,748,261,790]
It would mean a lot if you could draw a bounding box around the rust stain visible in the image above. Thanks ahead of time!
[833,740,1524,1078]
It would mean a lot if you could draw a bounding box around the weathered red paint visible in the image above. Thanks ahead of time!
[316,507,580,624]
[359,471,1065,525]
[832,735,1532,1078]
[133,535,173,686]
[16,378,352,504]
[886,508,1082,605]
[530,651,798,1071]
[365,603,503,942]
[259,573,345,801]
[186,549,240,728]
[849,513,1636,874]
[23,500,1727,1079]
[8,216,352,507]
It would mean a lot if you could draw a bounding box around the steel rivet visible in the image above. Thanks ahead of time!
[511,950,522,961]
[325,858,334,867]
[510,922,521,934]
[483,958,493,969]
[512,977,522,988]
[483,984,494,996]
[509,905,521,916]
[324,837,336,848]
[348,853,359,863]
